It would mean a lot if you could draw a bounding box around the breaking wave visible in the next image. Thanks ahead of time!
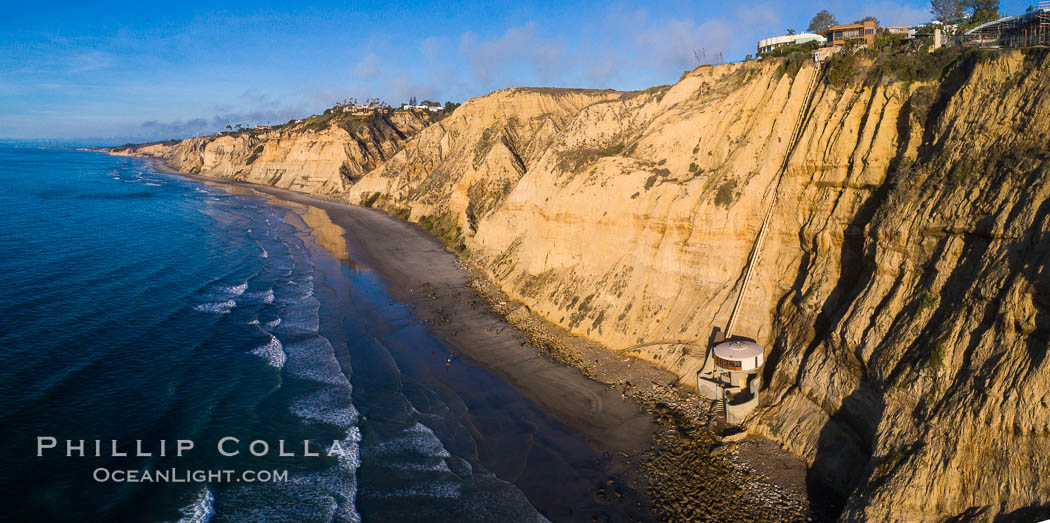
[217,282,248,296]
[177,487,214,523]
[192,299,236,314]
[242,288,274,304]
[251,334,285,368]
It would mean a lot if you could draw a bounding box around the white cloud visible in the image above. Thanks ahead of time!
[735,4,781,29]
[353,53,381,79]
[862,1,932,26]
[137,105,309,140]
[459,22,571,88]
[391,71,441,103]
[419,36,444,61]
[635,18,735,71]
[584,56,621,86]
[65,50,114,73]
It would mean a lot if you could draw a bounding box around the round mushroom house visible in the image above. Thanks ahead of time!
[712,340,764,372]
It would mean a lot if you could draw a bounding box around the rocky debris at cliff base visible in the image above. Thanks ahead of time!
[644,418,810,522]
[459,260,815,521]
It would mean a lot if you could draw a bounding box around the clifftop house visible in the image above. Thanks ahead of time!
[756,32,826,54]
[401,103,441,112]
[822,19,877,47]
[755,20,879,59]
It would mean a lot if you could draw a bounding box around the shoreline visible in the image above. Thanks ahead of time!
[140,156,817,520]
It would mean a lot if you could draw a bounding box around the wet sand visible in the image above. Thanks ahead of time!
[149,162,657,517]
[182,170,652,454]
[142,158,819,521]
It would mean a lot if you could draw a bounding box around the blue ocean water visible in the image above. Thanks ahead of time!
[0,148,642,522]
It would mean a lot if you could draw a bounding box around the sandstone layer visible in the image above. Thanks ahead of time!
[112,110,437,196]
[114,48,1050,521]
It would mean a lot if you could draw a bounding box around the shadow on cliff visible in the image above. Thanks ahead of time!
[766,54,986,521]
[804,384,886,521]
[947,502,1050,522]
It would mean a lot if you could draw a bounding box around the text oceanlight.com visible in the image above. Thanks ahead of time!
[93,468,288,483]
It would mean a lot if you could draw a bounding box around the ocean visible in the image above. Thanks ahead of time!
[0,147,643,522]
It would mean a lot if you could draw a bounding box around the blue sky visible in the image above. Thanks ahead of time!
[0,0,1033,142]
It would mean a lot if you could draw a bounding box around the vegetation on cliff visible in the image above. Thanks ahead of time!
[113,47,1050,521]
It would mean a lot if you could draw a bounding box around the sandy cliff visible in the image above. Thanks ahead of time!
[112,110,436,195]
[347,51,1050,521]
[115,48,1050,520]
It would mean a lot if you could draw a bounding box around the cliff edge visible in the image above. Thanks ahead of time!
[113,47,1050,521]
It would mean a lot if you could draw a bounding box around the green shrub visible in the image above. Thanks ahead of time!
[714,181,737,207]
[771,44,819,79]
[916,292,937,314]
[244,144,264,165]
[876,447,907,477]
[868,32,908,54]
[928,337,948,369]
[419,212,463,249]
[866,46,962,85]
[360,192,381,207]
[557,142,626,172]
[826,52,857,87]
[764,40,822,58]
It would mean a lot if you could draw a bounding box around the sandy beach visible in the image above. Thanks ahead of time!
[146,158,818,521]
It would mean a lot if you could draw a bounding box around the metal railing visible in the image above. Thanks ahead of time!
[724,63,822,338]
[964,7,1050,48]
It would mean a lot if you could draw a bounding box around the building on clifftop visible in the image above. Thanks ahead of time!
[756,32,826,54]
[822,20,877,47]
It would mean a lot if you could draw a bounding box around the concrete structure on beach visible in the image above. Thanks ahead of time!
[697,340,765,425]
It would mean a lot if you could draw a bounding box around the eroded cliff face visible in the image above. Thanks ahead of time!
[344,50,1050,520]
[112,110,436,196]
[114,48,1050,520]
[759,50,1050,521]
[346,88,624,227]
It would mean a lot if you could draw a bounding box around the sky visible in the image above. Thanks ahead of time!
[0,0,1034,143]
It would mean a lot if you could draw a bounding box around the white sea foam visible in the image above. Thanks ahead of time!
[233,428,360,522]
[333,427,362,471]
[308,427,362,521]
[193,300,236,314]
[278,286,315,304]
[242,288,274,304]
[264,317,281,329]
[251,334,286,368]
[260,247,269,258]
[276,298,320,333]
[290,390,359,429]
[371,422,452,458]
[283,337,348,386]
[177,487,214,523]
[218,282,248,296]
[386,458,453,474]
